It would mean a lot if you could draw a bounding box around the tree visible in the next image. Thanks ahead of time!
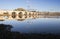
[0,24,13,32]
[14,8,26,11]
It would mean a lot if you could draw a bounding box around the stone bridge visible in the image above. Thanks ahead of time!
[0,10,39,20]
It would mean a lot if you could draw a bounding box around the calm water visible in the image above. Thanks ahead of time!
[0,17,60,34]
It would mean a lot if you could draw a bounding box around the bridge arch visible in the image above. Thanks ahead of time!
[11,12,16,18]
[18,12,23,18]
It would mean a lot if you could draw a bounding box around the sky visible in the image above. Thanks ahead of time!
[0,0,60,12]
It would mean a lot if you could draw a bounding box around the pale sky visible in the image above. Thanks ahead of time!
[0,0,60,12]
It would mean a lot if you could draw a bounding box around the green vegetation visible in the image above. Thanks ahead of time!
[14,8,26,11]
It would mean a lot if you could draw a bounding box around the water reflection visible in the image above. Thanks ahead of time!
[0,13,60,21]
[0,13,60,33]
